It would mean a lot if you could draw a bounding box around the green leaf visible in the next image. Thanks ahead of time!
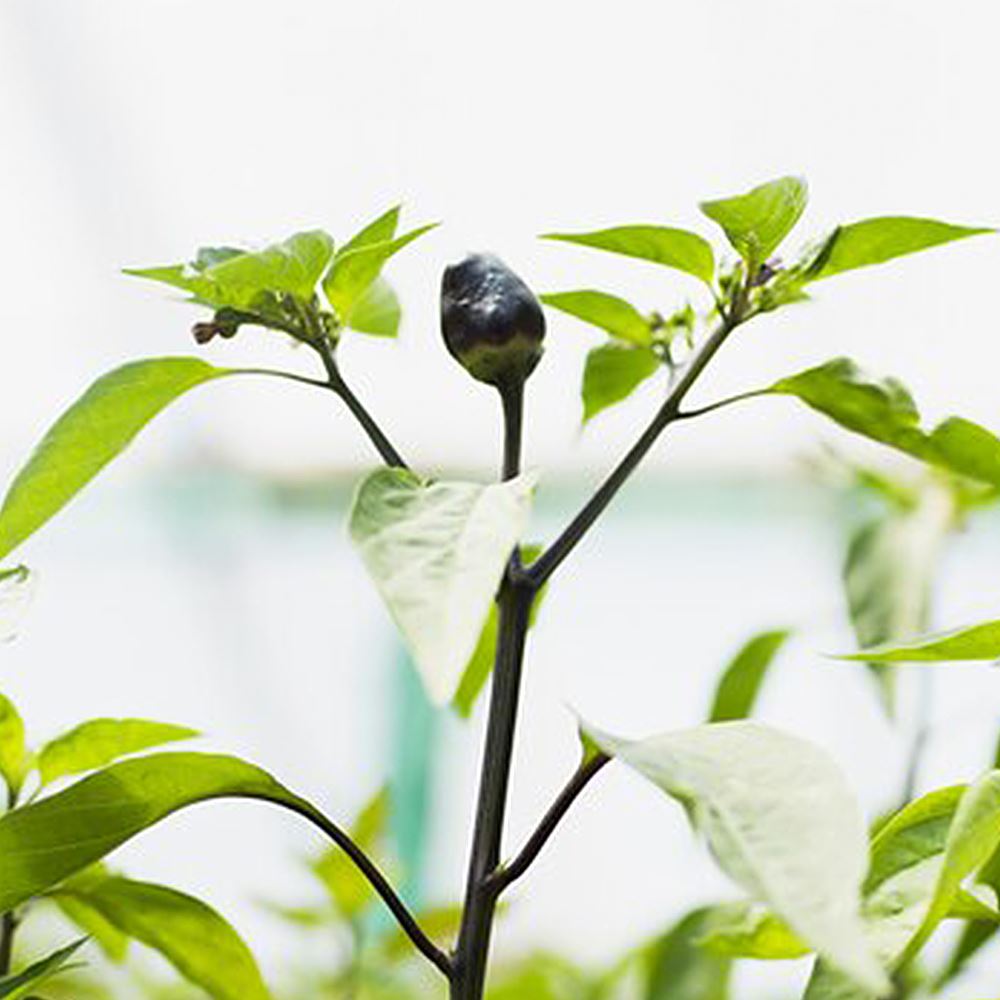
[323,224,436,321]
[0,940,87,999]
[53,892,130,963]
[37,718,199,786]
[346,277,402,337]
[540,290,653,346]
[586,720,889,995]
[643,907,732,1000]
[698,901,809,960]
[0,692,28,798]
[771,358,1000,488]
[452,545,546,718]
[700,176,808,266]
[0,566,34,643]
[707,630,789,722]
[543,226,715,285]
[0,752,324,912]
[0,359,230,562]
[582,344,660,422]
[349,469,536,704]
[843,485,954,713]
[806,217,993,280]
[838,619,1000,663]
[57,876,270,1000]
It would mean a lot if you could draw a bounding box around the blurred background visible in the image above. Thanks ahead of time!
[1,1,1000,996]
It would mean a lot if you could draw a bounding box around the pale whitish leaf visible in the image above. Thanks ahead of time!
[587,721,889,995]
[0,566,34,643]
[0,359,230,561]
[349,469,537,704]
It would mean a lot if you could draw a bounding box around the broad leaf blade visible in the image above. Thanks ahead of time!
[0,692,28,797]
[541,290,653,346]
[0,940,87,999]
[53,892,130,963]
[587,720,889,995]
[543,226,715,285]
[698,901,809,959]
[700,176,808,266]
[60,876,270,1000]
[643,907,733,1000]
[346,277,402,337]
[807,217,993,280]
[349,469,536,704]
[838,619,1000,663]
[0,359,230,561]
[707,630,789,722]
[38,718,199,786]
[582,344,660,422]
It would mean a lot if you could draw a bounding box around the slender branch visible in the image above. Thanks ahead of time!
[675,387,770,421]
[275,797,451,978]
[235,367,331,390]
[529,302,747,588]
[500,381,524,482]
[487,753,610,896]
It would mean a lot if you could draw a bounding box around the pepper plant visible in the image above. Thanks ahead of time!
[0,180,998,999]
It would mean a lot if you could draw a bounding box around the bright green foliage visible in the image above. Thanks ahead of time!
[57,875,271,1000]
[543,225,715,285]
[349,469,537,704]
[772,358,1000,488]
[0,358,229,561]
[707,629,789,722]
[700,176,808,267]
[37,718,199,786]
[587,721,888,995]
[641,907,733,1000]
[0,939,86,999]
[541,290,654,346]
[53,886,131,962]
[485,954,591,1000]
[698,901,809,960]
[347,277,402,337]
[0,752,319,911]
[582,344,660,422]
[840,619,1000,663]
[807,217,993,280]
[0,692,28,798]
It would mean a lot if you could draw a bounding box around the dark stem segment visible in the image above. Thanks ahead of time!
[487,753,610,896]
[500,380,524,482]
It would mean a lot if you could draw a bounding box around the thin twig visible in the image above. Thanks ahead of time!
[487,753,610,896]
[675,388,770,421]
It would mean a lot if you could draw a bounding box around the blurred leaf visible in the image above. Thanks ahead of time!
[541,290,653,346]
[0,692,28,799]
[582,344,660,422]
[383,904,463,962]
[543,226,715,285]
[349,469,536,704]
[0,752,325,911]
[771,358,1000,488]
[59,876,270,1000]
[806,217,992,280]
[0,940,86,999]
[37,718,199,786]
[0,359,230,562]
[347,277,402,337]
[52,891,130,963]
[0,566,34,644]
[700,176,808,266]
[487,952,591,1000]
[707,629,789,722]
[698,900,809,960]
[452,544,546,718]
[838,619,1000,663]
[587,721,888,995]
[643,907,732,1000]
[323,224,436,321]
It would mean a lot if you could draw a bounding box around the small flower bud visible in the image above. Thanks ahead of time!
[440,254,545,388]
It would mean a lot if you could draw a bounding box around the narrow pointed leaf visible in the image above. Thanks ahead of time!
[37,718,199,786]
[582,344,660,422]
[340,205,401,254]
[349,469,536,704]
[0,692,28,797]
[58,876,270,1000]
[541,290,653,346]
[586,721,889,995]
[707,629,789,722]
[700,176,808,265]
[771,359,1000,488]
[0,359,230,561]
[806,217,993,280]
[543,226,715,285]
[0,940,87,998]
[838,619,1000,663]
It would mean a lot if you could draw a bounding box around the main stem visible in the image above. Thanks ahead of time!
[452,381,534,999]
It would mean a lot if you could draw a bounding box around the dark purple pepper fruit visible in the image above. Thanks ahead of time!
[440,254,545,388]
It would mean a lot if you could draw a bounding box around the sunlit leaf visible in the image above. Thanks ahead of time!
[0,359,230,561]
[0,692,28,798]
[700,176,808,266]
[541,290,653,346]
[698,900,809,959]
[37,718,199,786]
[838,619,1000,663]
[349,469,536,704]
[582,344,660,422]
[587,721,889,995]
[346,277,402,337]
[707,630,789,722]
[543,226,715,285]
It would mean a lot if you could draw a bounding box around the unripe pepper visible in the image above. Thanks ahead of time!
[440,254,545,388]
